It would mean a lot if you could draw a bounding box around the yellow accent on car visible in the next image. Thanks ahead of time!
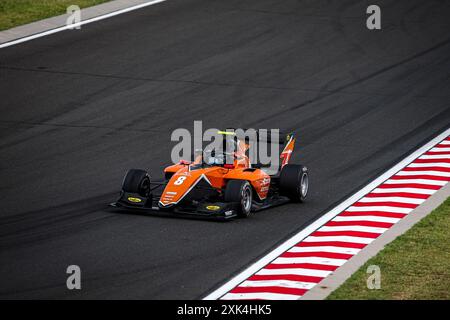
[206,205,221,211]
[217,131,236,135]
[127,197,142,203]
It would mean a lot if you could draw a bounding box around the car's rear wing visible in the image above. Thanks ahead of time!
[220,128,293,146]
[219,129,296,171]
[280,133,295,168]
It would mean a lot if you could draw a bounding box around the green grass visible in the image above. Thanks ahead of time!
[328,196,450,300]
[0,0,111,31]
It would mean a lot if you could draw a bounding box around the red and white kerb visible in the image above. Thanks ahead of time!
[218,135,450,300]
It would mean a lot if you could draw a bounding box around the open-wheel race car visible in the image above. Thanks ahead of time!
[111,131,308,220]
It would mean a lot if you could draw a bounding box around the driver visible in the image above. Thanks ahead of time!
[204,138,237,166]
[206,153,225,165]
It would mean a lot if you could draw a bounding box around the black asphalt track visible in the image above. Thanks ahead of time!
[0,0,449,299]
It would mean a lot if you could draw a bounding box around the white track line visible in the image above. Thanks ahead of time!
[384,178,446,186]
[419,154,450,160]
[345,206,412,214]
[272,257,348,266]
[221,292,301,300]
[429,147,450,152]
[358,196,424,204]
[318,225,388,233]
[0,0,167,49]
[288,246,361,255]
[203,128,450,300]
[371,187,435,195]
[239,280,317,290]
[396,171,450,177]
[256,268,332,278]
[303,236,374,244]
[407,162,450,168]
[332,215,401,223]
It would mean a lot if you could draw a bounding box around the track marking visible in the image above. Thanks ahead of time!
[396,170,450,177]
[345,206,412,214]
[221,292,301,300]
[256,268,332,278]
[271,257,348,266]
[332,215,401,223]
[358,196,425,204]
[203,128,450,300]
[239,280,317,290]
[0,0,167,49]
[318,225,388,233]
[288,246,361,255]
[407,162,450,168]
[384,178,446,186]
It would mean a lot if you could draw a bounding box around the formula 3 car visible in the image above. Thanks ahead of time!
[111,131,308,220]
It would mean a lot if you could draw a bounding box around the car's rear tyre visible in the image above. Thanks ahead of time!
[224,180,253,218]
[122,169,151,197]
[280,164,308,202]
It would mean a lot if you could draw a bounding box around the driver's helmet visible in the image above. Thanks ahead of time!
[204,138,237,165]
[206,153,225,165]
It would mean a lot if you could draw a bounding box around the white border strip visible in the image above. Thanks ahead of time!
[0,0,167,49]
[203,128,450,300]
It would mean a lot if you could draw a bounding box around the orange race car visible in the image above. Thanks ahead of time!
[111,131,309,220]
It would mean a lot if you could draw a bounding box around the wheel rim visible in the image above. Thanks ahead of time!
[300,173,308,198]
[242,186,252,212]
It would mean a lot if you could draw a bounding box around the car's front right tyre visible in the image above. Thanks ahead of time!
[224,180,253,218]
[122,169,151,197]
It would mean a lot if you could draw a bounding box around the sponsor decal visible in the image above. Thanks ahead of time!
[206,205,221,211]
[127,197,142,203]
